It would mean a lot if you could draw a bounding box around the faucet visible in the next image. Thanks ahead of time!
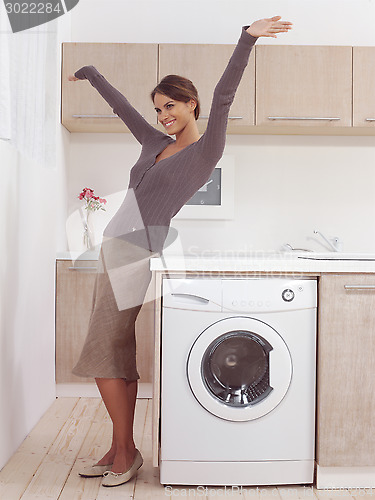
[313,230,341,252]
[281,243,312,253]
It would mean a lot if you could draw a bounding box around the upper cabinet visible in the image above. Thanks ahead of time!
[61,43,158,132]
[61,43,375,135]
[158,44,255,132]
[353,47,375,128]
[256,46,353,128]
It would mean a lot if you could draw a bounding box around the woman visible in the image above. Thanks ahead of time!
[69,16,292,488]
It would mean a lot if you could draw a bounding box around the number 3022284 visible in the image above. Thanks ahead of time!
[5,3,62,14]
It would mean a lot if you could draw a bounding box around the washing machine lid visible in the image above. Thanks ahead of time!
[187,316,292,422]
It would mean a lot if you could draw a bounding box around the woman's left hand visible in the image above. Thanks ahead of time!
[247,16,293,38]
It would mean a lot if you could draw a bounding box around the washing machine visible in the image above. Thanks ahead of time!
[160,277,317,486]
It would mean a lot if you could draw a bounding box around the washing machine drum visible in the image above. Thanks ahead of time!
[187,317,292,422]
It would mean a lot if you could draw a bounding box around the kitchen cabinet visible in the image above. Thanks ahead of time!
[316,274,375,467]
[61,43,375,135]
[61,43,158,132]
[353,47,375,128]
[55,260,155,383]
[256,46,352,128]
[158,43,255,132]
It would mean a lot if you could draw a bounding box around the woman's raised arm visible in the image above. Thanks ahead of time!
[198,16,292,164]
[68,65,162,145]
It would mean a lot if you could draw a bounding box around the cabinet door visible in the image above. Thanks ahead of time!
[256,46,352,128]
[55,260,154,383]
[61,43,158,132]
[316,274,375,467]
[159,44,255,131]
[55,260,97,383]
[353,47,375,127]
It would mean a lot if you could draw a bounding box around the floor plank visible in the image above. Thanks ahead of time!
[206,486,275,499]
[0,398,80,500]
[315,489,355,499]
[20,454,74,500]
[0,452,47,500]
[20,398,101,500]
[277,485,317,499]
[18,398,80,456]
[0,397,359,500]
[54,401,111,500]
[350,488,374,500]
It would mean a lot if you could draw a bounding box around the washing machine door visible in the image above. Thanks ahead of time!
[187,316,292,421]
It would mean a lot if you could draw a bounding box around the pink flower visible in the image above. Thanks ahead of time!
[77,187,107,212]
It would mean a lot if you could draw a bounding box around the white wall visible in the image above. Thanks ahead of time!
[0,11,71,470]
[70,0,375,46]
[0,138,57,469]
[62,0,375,256]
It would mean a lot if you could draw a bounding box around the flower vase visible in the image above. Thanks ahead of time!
[83,210,94,250]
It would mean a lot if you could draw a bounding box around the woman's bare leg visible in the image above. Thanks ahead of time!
[95,428,116,466]
[95,377,138,472]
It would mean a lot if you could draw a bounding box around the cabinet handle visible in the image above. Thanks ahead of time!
[344,285,375,291]
[199,116,243,120]
[68,266,97,271]
[365,118,375,122]
[267,116,341,121]
[72,114,119,119]
[72,114,146,119]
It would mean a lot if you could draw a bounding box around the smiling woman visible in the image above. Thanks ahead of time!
[67,15,292,488]
[151,75,201,160]
[151,74,201,120]
[152,94,200,161]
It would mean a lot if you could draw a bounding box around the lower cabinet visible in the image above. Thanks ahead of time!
[55,260,154,384]
[316,274,375,467]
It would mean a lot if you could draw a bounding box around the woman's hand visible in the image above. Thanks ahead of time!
[68,66,96,81]
[247,16,292,38]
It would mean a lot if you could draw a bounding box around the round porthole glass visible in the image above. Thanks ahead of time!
[201,330,273,407]
[187,317,292,421]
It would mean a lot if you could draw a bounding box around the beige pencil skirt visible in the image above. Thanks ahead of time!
[72,236,155,380]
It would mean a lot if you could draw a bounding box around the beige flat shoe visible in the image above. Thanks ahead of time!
[79,463,112,477]
[102,449,143,487]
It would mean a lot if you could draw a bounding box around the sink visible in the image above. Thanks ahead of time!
[297,252,375,261]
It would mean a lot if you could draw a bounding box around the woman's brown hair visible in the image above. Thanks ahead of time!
[151,74,200,120]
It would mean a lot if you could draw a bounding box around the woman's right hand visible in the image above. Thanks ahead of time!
[68,65,97,81]
[247,16,292,38]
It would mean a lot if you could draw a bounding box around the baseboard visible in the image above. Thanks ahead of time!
[316,464,375,489]
[55,382,152,398]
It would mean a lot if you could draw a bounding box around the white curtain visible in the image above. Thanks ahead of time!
[0,8,56,166]
[0,10,11,140]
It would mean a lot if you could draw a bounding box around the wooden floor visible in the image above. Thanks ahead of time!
[0,398,366,499]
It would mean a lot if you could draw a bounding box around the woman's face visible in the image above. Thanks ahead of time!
[153,93,196,135]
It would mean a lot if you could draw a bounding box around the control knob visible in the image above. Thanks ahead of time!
[282,289,295,302]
